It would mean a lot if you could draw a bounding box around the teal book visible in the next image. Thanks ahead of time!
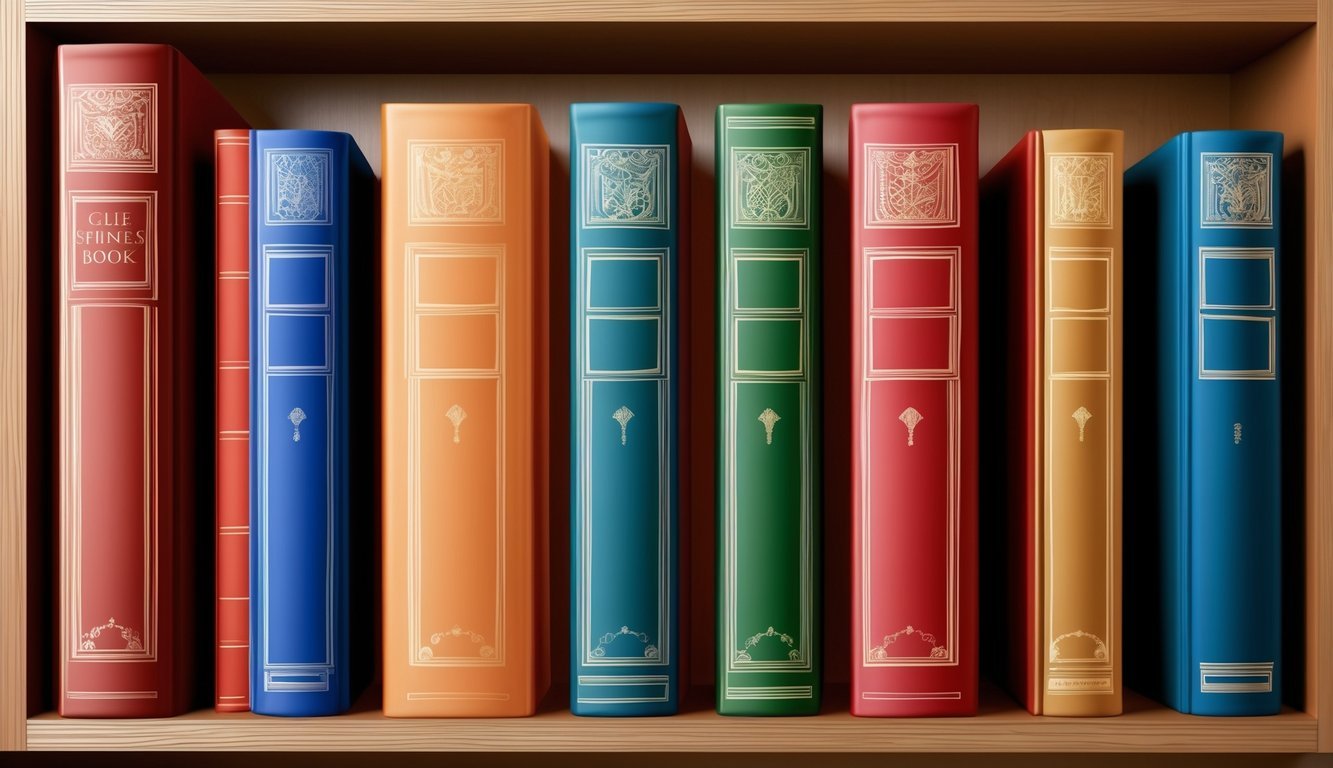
[715,104,822,715]
[569,102,690,716]
[1125,130,1282,716]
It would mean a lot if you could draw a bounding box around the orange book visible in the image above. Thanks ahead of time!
[381,103,550,716]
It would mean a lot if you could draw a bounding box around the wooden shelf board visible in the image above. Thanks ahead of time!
[21,0,1319,24]
[27,20,1312,74]
[23,686,1319,752]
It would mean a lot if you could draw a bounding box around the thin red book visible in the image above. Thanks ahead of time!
[214,128,250,712]
[849,103,979,716]
[57,44,246,717]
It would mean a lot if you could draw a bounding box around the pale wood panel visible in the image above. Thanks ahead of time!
[1318,0,1331,752]
[22,687,1319,753]
[0,0,26,753]
[20,0,1319,23]
[31,21,1312,75]
[1231,25,1321,728]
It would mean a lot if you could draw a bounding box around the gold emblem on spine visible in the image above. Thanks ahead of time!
[1071,406,1092,443]
[612,405,634,446]
[446,404,467,444]
[287,407,306,443]
[1234,423,1243,445]
[758,408,781,445]
[898,407,924,446]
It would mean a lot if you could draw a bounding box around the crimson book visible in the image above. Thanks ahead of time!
[57,44,247,717]
[849,103,979,716]
[214,128,250,712]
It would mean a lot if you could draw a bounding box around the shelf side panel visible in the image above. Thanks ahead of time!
[1,0,27,751]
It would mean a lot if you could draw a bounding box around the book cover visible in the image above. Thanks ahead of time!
[715,103,822,716]
[249,129,372,717]
[57,43,247,717]
[569,102,690,716]
[381,103,551,717]
[215,127,251,713]
[849,103,979,716]
[980,128,1123,717]
[1125,130,1282,716]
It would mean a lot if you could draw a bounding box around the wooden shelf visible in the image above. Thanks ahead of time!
[22,686,1321,753]
[3,0,1330,757]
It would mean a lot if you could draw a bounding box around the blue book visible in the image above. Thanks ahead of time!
[1125,130,1282,716]
[569,103,689,715]
[249,129,372,716]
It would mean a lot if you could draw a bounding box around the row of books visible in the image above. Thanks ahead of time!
[57,44,1282,719]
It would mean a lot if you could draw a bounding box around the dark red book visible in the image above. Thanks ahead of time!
[214,128,250,712]
[58,44,246,717]
[849,103,978,716]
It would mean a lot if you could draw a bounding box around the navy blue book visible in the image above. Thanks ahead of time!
[569,103,690,715]
[249,130,372,716]
[1125,130,1282,716]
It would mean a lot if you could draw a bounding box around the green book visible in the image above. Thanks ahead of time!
[715,103,822,715]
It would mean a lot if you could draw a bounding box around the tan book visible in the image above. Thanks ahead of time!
[381,103,550,716]
[981,129,1123,716]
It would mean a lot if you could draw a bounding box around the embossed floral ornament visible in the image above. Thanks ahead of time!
[898,406,924,446]
[758,407,781,445]
[591,625,659,660]
[1071,406,1092,443]
[612,405,634,446]
[868,625,947,660]
[446,403,467,444]
[81,617,143,651]
[288,407,306,442]
[419,625,495,660]
[736,626,800,662]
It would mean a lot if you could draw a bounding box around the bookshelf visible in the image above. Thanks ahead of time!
[1,0,1329,756]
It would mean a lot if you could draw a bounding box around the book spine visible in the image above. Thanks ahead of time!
[249,130,355,717]
[215,128,251,712]
[381,104,550,717]
[57,43,245,717]
[1187,131,1282,715]
[849,103,979,716]
[569,103,686,716]
[979,133,1043,712]
[715,104,822,715]
[1039,129,1123,716]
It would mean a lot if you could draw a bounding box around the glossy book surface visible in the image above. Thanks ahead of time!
[715,103,822,715]
[569,102,690,716]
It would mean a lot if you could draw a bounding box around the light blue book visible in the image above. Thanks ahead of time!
[1125,130,1282,716]
[249,129,372,717]
[569,103,689,716]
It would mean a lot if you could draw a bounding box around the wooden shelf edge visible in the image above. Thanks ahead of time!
[23,692,1321,753]
[22,0,1318,24]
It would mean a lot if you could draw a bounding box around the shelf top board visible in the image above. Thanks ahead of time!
[24,686,1320,753]
[21,0,1319,24]
[29,19,1313,74]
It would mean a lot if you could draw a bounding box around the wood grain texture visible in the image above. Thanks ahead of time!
[30,21,1312,75]
[1230,25,1321,728]
[22,686,1320,753]
[1318,0,1331,752]
[20,0,1319,23]
[0,0,26,753]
